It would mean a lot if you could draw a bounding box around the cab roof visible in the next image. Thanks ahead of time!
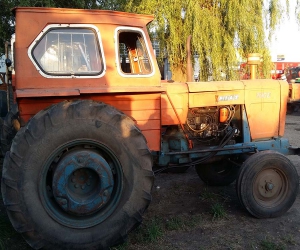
[13,7,154,27]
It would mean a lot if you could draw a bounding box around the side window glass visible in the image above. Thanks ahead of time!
[32,28,103,76]
[118,31,152,75]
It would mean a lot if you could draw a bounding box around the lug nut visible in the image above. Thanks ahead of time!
[266,182,274,191]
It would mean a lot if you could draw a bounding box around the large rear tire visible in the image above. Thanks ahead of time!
[236,150,298,218]
[0,117,3,157]
[0,104,19,156]
[1,100,154,249]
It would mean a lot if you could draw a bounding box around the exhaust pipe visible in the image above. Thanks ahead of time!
[186,35,193,82]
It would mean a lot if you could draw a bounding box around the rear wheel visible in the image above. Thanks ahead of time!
[0,104,19,155]
[236,151,298,218]
[1,100,154,249]
[195,159,239,186]
[0,117,3,157]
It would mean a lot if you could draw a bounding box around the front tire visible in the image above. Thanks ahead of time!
[1,100,154,249]
[236,150,298,218]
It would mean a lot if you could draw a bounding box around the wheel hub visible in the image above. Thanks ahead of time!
[254,168,285,202]
[265,182,274,191]
[52,149,114,215]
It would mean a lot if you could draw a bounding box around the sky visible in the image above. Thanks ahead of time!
[270,1,300,62]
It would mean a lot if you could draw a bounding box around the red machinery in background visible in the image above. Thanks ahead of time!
[240,61,300,81]
[271,62,300,81]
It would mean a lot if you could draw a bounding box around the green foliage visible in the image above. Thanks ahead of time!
[165,216,185,230]
[110,241,129,250]
[112,214,203,248]
[0,214,18,249]
[281,234,296,245]
[0,1,16,55]
[132,217,164,243]
[210,202,227,220]
[200,188,218,200]
[260,238,286,250]
[143,217,164,242]
[122,0,292,81]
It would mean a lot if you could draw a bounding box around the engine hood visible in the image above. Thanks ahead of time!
[187,80,244,92]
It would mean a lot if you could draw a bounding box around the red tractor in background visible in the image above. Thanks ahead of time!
[271,62,300,80]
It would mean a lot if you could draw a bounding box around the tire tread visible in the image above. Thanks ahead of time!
[1,100,153,249]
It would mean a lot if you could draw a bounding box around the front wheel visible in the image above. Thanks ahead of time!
[236,151,299,218]
[1,100,154,249]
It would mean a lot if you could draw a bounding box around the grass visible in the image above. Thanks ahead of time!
[210,202,227,220]
[144,218,164,242]
[200,188,218,200]
[111,213,204,249]
[258,234,299,250]
[165,216,185,230]
[131,217,164,244]
[0,191,11,250]
[260,238,286,250]
[0,181,25,250]
[0,214,17,250]
[256,234,298,250]
[282,234,297,245]
[111,187,227,249]
[184,214,203,228]
[111,242,129,250]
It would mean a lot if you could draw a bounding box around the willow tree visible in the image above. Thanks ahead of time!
[120,0,298,81]
[0,0,17,56]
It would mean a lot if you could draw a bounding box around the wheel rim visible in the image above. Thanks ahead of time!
[253,168,288,207]
[52,149,114,216]
[39,140,123,228]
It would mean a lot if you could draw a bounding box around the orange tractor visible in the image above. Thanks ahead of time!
[0,7,299,249]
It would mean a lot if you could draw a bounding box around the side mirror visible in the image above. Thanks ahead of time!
[5,58,12,67]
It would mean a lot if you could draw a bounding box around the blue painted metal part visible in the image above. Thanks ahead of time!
[39,140,123,229]
[52,149,114,215]
[188,137,291,159]
[159,128,189,166]
[242,106,251,143]
[157,104,294,166]
[158,135,291,164]
[168,137,290,160]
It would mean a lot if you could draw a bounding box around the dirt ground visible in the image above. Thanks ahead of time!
[1,113,300,250]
